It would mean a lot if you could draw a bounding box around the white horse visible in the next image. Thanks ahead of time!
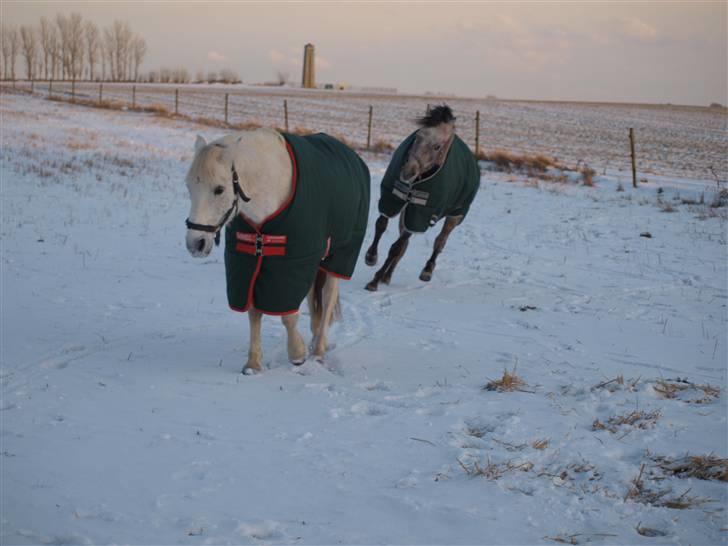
[185,128,365,374]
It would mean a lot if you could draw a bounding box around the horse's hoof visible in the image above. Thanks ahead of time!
[291,357,306,366]
[419,270,432,282]
[242,366,261,375]
[365,252,377,266]
[365,281,378,292]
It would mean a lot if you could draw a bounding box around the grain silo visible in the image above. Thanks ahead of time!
[302,44,315,89]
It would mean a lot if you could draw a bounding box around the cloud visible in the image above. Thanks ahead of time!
[618,17,658,42]
[269,49,286,63]
[207,51,227,63]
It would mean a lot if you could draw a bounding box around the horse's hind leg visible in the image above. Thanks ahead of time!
[243,308,263,374]
[365,230,412,291]
[365,215,390,266]
[420,215,461,282]
[312,274,339,360]
[281,312,307,365]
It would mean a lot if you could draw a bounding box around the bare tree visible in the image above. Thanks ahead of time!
[99,40,106,80]
[66,13,84,79]
[131,34,146,81]
[195,69,205,83]
[275,70,288,86]
[84,21,100,80]
[221,68,240,84]
[207,70,218,83]
[20,25,38,79]
[55,13,69,78]
[8,25,20,80]
[39,17,54,79]
[1,24,12,79]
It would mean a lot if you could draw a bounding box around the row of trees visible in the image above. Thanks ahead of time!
[1,14,146,82]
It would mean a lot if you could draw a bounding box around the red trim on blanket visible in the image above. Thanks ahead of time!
[229,304,299,316]
[318,266,351,281]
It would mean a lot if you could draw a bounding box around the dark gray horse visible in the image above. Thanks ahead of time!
[365,106,480,291]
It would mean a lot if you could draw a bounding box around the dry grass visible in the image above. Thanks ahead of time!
[458,457,533,480]
[580,165,596,186]
[625,464,712,509]
[477,149,563,174]
[651,454,728,482]
[659,202,677,213]
[591,375,640,393]
[652,378,720,404]
[592,409,661,433]
[370,138,394,153]
[483,367,529,393]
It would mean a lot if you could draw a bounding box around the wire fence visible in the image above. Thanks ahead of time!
[3,79,727,183]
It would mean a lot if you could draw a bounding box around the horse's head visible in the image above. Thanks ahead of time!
[185,134,250,257]
[400,105,456,184]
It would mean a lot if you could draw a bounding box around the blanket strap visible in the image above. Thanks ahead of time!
[235,233,287,257]
[393,179,430,206]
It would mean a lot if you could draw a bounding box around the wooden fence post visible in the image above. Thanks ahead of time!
[426,103,431,115]
[284,99,289,132]
[71,79,75,102]
[475,110,480,157]
[49,79,53,97]
[175,88,179,115]
[629,128,637,188]
[367,105,373,150]
[224,93,229,124]
[30,79,34,93]
[132,85,136,109]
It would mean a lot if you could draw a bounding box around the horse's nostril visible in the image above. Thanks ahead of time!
[197,238,206,252]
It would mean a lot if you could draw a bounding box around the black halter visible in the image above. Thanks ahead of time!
[185,163,251,246]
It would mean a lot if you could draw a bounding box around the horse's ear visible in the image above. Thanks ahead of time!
[194,134,207,153]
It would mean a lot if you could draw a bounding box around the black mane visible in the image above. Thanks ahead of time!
[417,105,456,128]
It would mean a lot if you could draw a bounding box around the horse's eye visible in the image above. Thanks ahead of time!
[433,144,441,151]
[214,186,225,195]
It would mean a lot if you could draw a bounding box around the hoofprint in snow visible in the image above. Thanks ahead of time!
[1,93,726,545]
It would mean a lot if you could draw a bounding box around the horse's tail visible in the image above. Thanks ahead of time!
[311,269,341,324]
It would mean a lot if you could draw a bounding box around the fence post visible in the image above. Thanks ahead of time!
[367,105,373,150]
[284,99,289,132]
[71,79,76,102]
[132,85,136,109]
[224,93,229,124]
[49,79,53,97]
[629,128,637,188]
[426,103,431,115]
[99,83,103,104]
[475,110,480,157]
[175,88,179,115]
[30,79,34,93]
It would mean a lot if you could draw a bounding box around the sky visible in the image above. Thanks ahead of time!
[3,1,727,105]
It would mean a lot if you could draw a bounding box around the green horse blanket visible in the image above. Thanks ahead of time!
[224,133,370,315]
[378,132,480,233]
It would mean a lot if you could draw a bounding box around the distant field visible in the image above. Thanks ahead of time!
[4,81,727,181]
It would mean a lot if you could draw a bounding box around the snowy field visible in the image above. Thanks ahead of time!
[1,92,726,545]
[10,80,728,183]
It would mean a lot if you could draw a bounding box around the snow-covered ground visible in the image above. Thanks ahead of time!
[1,92,726,545]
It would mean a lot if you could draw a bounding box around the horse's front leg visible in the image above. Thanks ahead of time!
[312,275,339,360]
[365,231,412,291]
[365,215,390,266]
[281,312,307,365]
[243,308,263,375]
[380,215,411,285]
[420,216,461,282]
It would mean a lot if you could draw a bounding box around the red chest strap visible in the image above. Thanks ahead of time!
[235,233,287,256]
